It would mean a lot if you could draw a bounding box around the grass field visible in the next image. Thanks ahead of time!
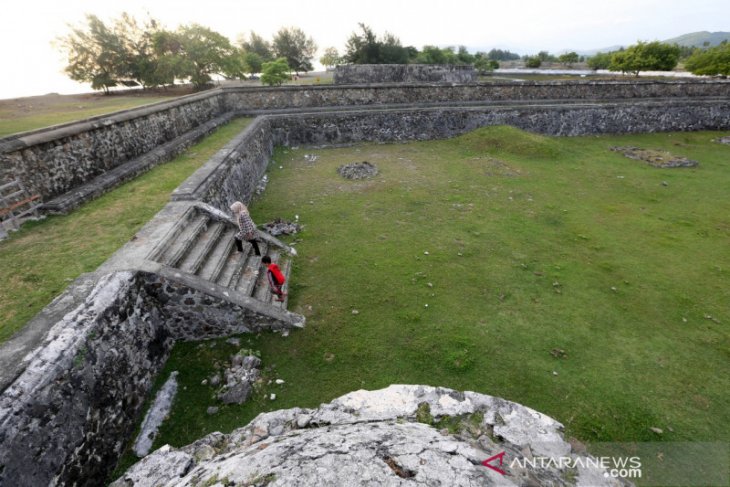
[0,117,251,342]
[125,127,730,469]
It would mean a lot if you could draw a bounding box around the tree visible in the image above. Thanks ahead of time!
[320,47,341,69]
[525,56,542,68]
[343,24,411,64]
[344,23,379,64]
[243,51,264,76]
[110,13,166,89]
[486,49,520,61]
[587,52,612,70]
[474,56,499,74]
[150,29,188,86]
[416,45,457,64]
[685,43,730,77]
[609,41,680,76]
[379,33,411,64]
[261,57,290,86]
[59,14,128,94]
[537,51,555,62]
[456,45,475,64]
[272,27,317,74]
[156,24,236,88]
[239,31,273,62]
[558,52,579,67]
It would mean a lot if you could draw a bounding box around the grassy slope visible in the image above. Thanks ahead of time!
[146,127,728,459]
[0,95,177,137]
[0,117,251,342]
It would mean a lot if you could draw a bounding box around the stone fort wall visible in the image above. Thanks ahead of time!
[333,64,477,84]
[0,269,299,486]
[1,80,728,204]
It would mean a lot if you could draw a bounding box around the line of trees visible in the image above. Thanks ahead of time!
[585,41,680,76]
[585,40,729,77]
[59,13,318,92]
[61,14,730,94]
[319,24,507,72]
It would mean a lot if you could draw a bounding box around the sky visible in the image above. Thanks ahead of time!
[1,0,728,100]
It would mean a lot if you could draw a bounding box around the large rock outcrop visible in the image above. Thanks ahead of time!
[112,385,629,486]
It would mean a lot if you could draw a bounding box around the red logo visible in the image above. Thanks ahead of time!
[482,451,507,475]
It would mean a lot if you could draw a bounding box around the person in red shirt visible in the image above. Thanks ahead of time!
[262,256,287,302]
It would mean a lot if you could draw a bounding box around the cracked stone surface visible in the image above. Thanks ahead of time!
[112,385,630,487]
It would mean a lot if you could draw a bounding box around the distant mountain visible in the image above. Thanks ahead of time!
[570,31,730,57]
[573,46,625,57]
[662,31,730,47]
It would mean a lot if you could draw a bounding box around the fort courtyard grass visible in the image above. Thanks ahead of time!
[137,127,729,462]
[0,117,251,342]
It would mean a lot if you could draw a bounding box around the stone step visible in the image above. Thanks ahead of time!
[158,213,209,267]
[179,220,225,275]
[198,227,237,282]
[253,250,280,304]
[217,242,250,289]
[235,241,268,296]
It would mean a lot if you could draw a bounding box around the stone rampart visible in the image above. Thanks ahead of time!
[265,98,730,146]
[0,268,300,486]
[161,97,730,215]
[1,80,728,207]
[0,90,226,201]
[333,64,477,84]
[222,80,730,111]
[171,117,274,209]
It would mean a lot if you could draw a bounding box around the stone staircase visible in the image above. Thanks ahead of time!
[148,207,292,310]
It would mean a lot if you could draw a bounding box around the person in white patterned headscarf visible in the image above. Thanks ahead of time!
[230,201,261,256]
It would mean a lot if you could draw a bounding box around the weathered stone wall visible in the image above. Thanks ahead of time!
[333,64,477,84]
[1,80,727,206]
[222,80,730,111]
[171,118,274,210]
[143,267,304,338]
[265,99,730,146]
[0,272,172,487]
[167,97,730,212]
[0,91,226,200]
[0,269,301,487]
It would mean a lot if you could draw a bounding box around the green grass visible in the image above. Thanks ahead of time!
[0,117,251,342]
[141,127,729,458]
[0,95,177,137]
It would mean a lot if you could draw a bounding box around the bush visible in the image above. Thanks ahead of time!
[685,43,730,77]
[525,56,542,68]
[261,58,290,86]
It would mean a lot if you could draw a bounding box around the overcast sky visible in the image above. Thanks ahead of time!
[1,0,728,99]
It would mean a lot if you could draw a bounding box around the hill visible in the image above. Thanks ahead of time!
[663,31,730,47]
[575,31,730,57]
